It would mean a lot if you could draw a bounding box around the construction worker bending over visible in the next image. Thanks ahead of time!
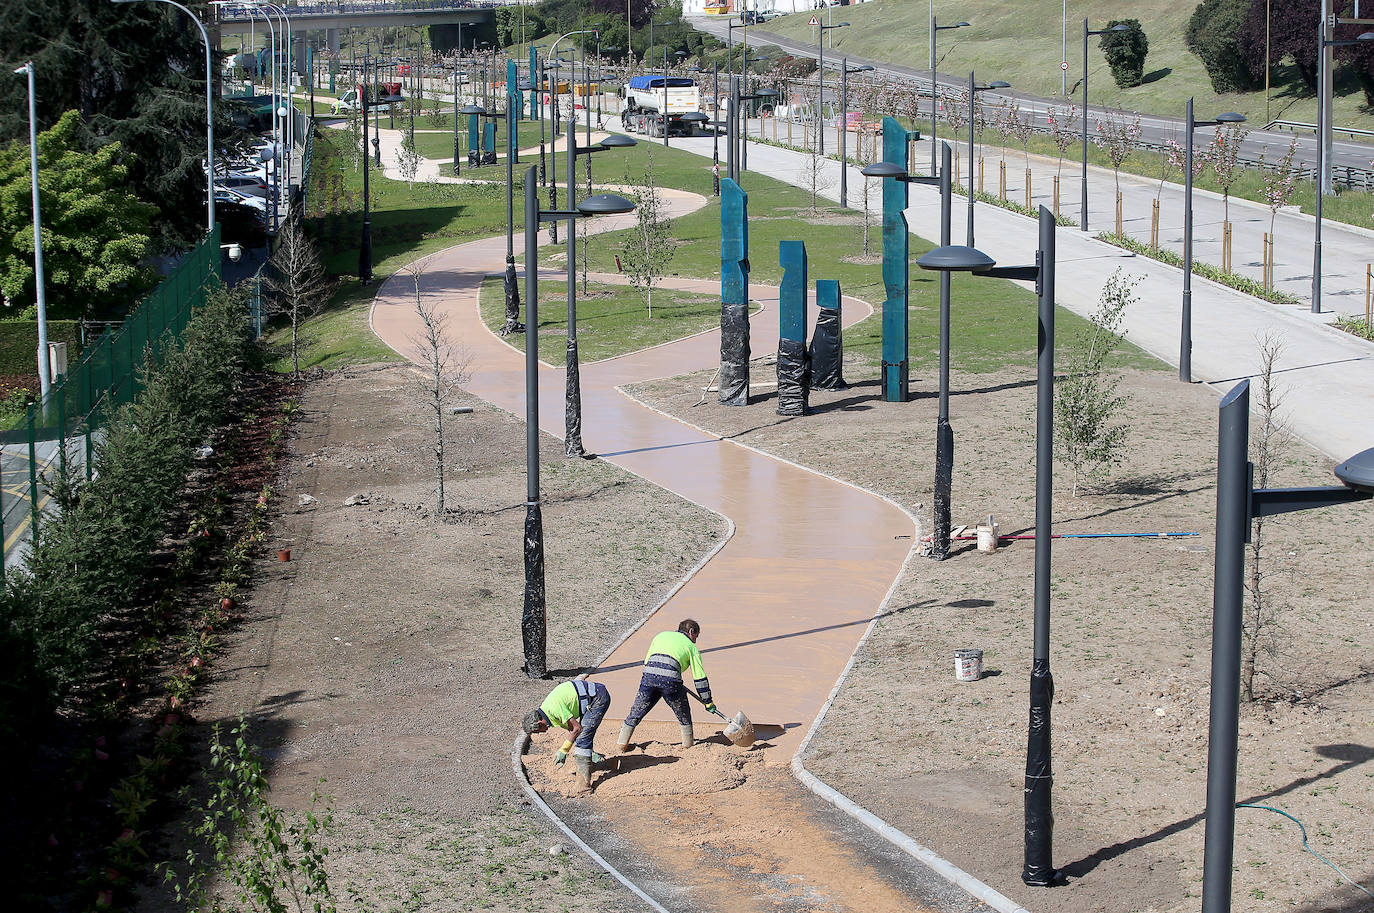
[617,618,723,752]
[523,679,610,791]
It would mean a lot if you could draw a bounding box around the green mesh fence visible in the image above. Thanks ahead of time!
[1,228,222,574]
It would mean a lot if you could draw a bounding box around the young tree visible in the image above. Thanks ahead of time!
[1055,268,1136,495]
[940,86,969,178]
[1100,19,1150,88]
[395,134,422,187]
[1261,138,1300,239]
[1046,106,1079,183]
[1093,108,1142,197]
[799,87,833,211]
[407,264,471,519]
[621,161,677,318]
[263,217,332,377]
[1002,99,1034,175]
[1209,121,1250,226]
[0,110,157,319]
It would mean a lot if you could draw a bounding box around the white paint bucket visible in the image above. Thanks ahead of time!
[954,649,984,682]
[976,523,1000,553]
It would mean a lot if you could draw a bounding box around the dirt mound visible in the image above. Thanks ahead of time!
[526,731,767,799]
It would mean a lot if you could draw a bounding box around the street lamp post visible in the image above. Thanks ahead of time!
[1181,101,1246,383]
[929,17,969,175]
[1200,382,1373,913]
[838,59,873,208]
[916,206,1060,887]
[520,165,635,678]
[1080,21,1131,231]
[563,119,637,456]
[1312,29,1374,315]
[503,83,523,337]
[12,62,52,400]
[452,58,463,175]
[731,84,777,181]
[113,0,215,236]
[966,73,1010,245]
[360,79,374,283]
[816,22,850,156]
[865,143,956,558]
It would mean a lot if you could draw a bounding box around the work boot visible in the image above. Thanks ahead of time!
[616,723,636,753]
[679,724,695,749]
[574,755,594,792]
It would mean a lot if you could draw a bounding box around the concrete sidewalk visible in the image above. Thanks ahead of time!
[655,118,1374,464]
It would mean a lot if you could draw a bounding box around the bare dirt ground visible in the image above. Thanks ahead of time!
[171,363,725,911]
[625,353,1374,913]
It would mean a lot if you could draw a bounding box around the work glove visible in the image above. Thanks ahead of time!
[590,751,605,764]
[705,702,725,719]
[554,751,567,767]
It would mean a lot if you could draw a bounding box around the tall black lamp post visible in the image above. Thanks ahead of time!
[815,22,849,156]
[562,116,637,457]
[928,17,969,175]
[915,206,1060,887]
[838,59,873,208]
[358,79,403,284]
[866,144,956,557]
[503,89,523,337]
[965,73,1010,245]
[1201,383,1372,913]
[1180,102,1245,383]
[730,83,776,180]
[1079,21,1131,230]
[521,165,636,678]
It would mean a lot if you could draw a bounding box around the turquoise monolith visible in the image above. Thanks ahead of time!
[719,178,750,406]
[777,240,810,415]
[881,115,918,402]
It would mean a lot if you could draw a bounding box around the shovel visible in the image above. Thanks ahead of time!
[689,691,756,747]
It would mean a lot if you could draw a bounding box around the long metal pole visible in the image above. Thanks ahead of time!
[712,61,720,196]
[565,113,584,457]
[1022,205,1057,887]
[967,70,976,244]
[1080,18,1089,231]
[840,59,848,208]
[663,48,670,148]
[16,62,51,399]
[1182,98,1195,382]
[929,15,937,175]
[504,79,521,335]
[1199,379,1250,913]
[818,35,825,156]
[522,166,548,679]
[1312,21,1325,314]
[452,61,461,174]
[729,75,739,182]
[932,143,954,560]
[360,91,373,282]
[741,43,750,170]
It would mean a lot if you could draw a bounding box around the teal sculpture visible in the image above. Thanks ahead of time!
[528,48,539,120]
[810,279,845,389]
[881,116,919,402]
[719,178,750,405]
[777,240,809,415]
[506,60,519,151]
[467,111,480,165]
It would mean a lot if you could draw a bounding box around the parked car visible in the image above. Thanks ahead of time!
[215,199,267,245]
[215,174,270,199]
[215,187,269,213]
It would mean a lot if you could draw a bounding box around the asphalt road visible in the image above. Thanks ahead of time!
[689,17,1374,183]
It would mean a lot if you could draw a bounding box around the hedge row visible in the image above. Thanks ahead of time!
[0,319,82,376]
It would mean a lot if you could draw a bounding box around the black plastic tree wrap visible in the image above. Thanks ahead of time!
[502,260,524,335]
[1022,658,1056,885]
[719,300,751,405]
[808,307,846,389]
[932,420,954,560]
[564,339,584,456]
[521,502,548,678]
[775,337,810,416]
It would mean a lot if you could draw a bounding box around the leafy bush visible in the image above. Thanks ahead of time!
[1186,0,1259,93]
[1101,20,1150,88]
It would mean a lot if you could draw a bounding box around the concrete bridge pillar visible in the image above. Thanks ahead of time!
[327,28,340,54]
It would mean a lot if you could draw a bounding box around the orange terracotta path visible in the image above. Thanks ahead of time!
[369,200,915,758]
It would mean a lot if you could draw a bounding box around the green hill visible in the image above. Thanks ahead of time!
[756,0,1373,130]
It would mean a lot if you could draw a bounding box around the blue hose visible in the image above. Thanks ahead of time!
[1236,803,1374,901]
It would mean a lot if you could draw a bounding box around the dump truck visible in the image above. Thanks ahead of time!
[620,76,701,137]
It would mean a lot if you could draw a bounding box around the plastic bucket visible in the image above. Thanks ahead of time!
[976,524,1000,553]
[954,649,983,682]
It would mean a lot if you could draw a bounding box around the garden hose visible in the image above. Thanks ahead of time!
[1236,803,1374,901]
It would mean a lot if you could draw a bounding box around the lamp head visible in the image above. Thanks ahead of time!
[916,245,997,272]
[679,112,710,124]
[460,104,487,115]
[598,133,638,148]
[856,65,875,72]
[1110,24,1132,32]
[1215,112,1246,123]
[1359,31,1374,40]
[861,161,908,179]
[956,21,971,27]
[1334,447,1374,494]
[988,80,1011,89]
[577,193,636,216]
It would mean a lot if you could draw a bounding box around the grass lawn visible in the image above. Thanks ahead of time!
[261,280,401,373]
[759,0,1374,129]
[477,279,724,365]
[408,116,558,162]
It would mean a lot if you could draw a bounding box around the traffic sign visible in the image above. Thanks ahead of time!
[809,15,819,25]
[1061,61,1069,71]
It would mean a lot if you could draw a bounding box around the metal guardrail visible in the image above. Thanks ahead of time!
[215,0,527,19]
[1265,119,1374,141]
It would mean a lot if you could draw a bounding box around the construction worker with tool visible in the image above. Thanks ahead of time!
[616,619,724,753]
[522,679,610,791]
